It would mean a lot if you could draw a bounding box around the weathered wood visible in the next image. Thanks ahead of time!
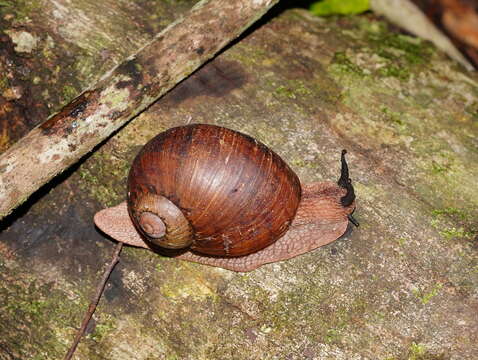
[1,4,477,360]
[411,0,478,68]
[0,0,279,219]
[371,0,474,70]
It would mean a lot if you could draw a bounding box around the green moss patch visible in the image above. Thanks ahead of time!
[0,262,89,358]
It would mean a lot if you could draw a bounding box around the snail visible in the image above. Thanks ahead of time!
[94,124,358,272]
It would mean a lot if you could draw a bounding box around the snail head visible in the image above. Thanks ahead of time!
[293,150,358,228]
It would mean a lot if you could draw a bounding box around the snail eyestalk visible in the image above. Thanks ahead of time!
[337,149,355,208]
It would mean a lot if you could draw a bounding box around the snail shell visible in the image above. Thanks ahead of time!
[127,124,301,257]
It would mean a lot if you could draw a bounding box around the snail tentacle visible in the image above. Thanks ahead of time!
[347,213,360,227]
[337,149,355,208]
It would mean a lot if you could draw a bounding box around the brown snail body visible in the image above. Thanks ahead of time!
[94,124,357,272]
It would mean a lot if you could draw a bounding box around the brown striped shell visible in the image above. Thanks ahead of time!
[127,124,302,257]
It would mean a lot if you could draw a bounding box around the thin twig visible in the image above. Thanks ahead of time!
[64,242,123,360]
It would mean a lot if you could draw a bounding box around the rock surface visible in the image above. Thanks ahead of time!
[0,1,477,359]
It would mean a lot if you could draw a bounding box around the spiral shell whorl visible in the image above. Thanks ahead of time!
[128,192,194,249]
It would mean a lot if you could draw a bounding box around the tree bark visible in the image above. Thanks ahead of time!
[0,0,278,219]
